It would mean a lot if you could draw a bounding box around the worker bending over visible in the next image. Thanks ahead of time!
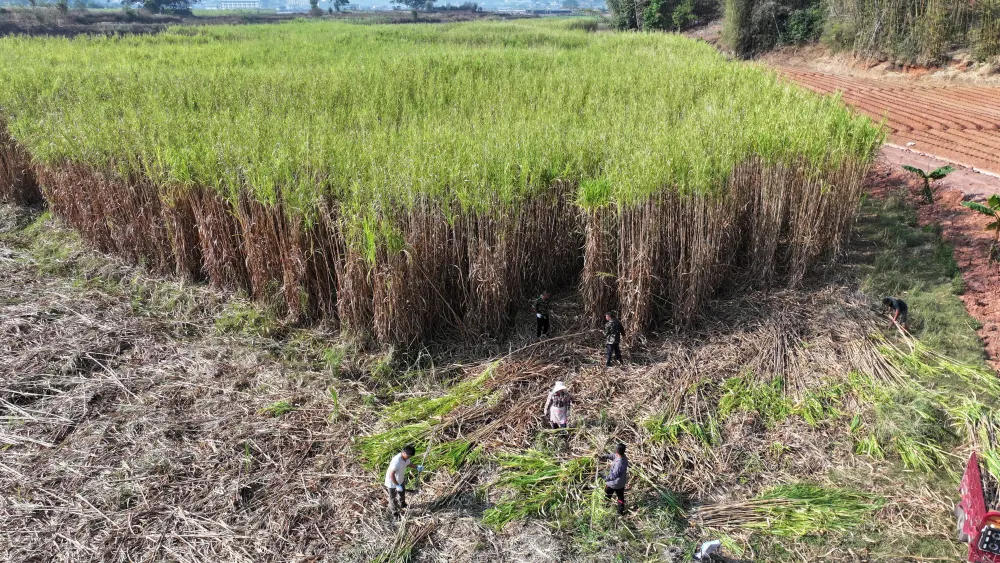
[599,443,629,515]
[384,445,421,518]
[883,296,909,331]
[543,380,572,429]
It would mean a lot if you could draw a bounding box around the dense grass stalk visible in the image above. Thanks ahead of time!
[0,20,882,343]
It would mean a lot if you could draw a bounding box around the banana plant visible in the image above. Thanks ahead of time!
[902,164,954,204]
[961,194,1000,262]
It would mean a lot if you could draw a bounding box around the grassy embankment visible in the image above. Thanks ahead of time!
[0,19,881,345]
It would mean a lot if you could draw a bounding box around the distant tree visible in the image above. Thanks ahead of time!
[72,0,87,9]
[902,164,954,204]
[56,0,69,11]
[122,0,193,13]
[334,0,348,11]
[392,0,433,10]
[308,0,323,15]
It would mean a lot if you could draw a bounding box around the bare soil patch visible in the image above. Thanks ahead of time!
[781,68,1000,175]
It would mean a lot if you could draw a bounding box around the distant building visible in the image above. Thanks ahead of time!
[219,0,261,8]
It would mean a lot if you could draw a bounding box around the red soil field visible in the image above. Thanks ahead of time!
[783,69,1000,175]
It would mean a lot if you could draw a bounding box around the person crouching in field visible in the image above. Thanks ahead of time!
[543,380,571,429]
[533,290,552,339]
[599,443,629,515]
[883,296,909,331]
[384,444,421,518]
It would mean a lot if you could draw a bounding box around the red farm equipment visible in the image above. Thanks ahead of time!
[958,452,1000,562]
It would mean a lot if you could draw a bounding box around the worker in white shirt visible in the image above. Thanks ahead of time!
[384,444,420,518]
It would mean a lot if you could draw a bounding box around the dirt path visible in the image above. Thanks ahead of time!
[874,146,1000,365]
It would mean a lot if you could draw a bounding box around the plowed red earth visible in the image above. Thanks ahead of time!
[783,69,1000,175]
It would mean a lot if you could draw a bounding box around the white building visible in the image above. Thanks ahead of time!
[219,0,261,8]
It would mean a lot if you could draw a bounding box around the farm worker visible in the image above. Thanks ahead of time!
[543,380,572,429]
[883,296,909,331]
[533,290,552,339]
[604,312,625,367]
[598,443,629,515]
[384,444,421,518]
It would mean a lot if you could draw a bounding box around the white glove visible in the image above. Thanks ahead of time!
[536,313,542,318]
[416,465,424,472]
[396,484,403,492]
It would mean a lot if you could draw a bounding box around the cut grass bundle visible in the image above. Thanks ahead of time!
[695,483,885,537]
[482,450,595,530]
[0,19,881,343]
[384,363,496,425]
[643,413,721,447]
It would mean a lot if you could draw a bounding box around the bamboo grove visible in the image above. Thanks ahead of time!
[0,20,883,344]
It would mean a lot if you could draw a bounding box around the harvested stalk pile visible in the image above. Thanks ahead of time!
[0,20,883,345]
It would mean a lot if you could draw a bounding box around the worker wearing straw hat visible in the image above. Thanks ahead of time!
[598,443,629,515]
[543,380,572,429]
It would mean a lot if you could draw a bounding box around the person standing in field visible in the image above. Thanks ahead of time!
[384,444,420,518]
[883,296,909,331]
[543,380,572,429]
[533,290,552,339]
[599,443,629,515]
[604,312,625,367]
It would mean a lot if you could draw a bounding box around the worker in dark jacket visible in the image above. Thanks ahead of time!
[533,291,552,339]
[604,312,625,367]
[883,296,909,331]
[599,443,628,515]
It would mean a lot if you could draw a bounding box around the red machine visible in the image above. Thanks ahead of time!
[957,452,1000,562]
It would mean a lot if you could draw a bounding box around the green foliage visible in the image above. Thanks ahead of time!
[563,17,598,32]
[718,374,792,428]
[902,164,953,203]
[258,400,296,417]
[856,190,985,365]
[384,363,495,424]
[642,0,708,31]
[724,0,825,56]
[825,0,1000,64]
[323,345,347,377]
[745,484,885,537]
[358,420,435,471]
[0,20,880,222]
[644,413,721,447]
[357,363,496,472]
[214,300,279,338]
[961,194,1000,261]
[482,451,594,530]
